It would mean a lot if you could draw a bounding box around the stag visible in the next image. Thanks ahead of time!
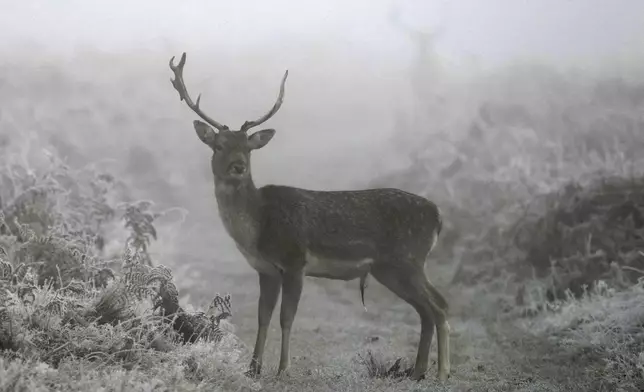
[168,52,450,381]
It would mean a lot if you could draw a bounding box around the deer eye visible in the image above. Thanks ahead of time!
[213,144,223,152]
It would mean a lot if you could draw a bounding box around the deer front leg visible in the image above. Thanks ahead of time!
[248,272,281,377]
[278,270,304,374]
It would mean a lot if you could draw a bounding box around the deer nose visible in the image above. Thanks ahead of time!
[228,161,247,175]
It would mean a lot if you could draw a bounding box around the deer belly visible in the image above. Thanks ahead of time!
[236,245,281,276]
[304,250,373,280]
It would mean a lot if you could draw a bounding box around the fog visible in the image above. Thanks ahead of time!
[3,0,644,69]
[3,0,644,190]
[1,0,644,263]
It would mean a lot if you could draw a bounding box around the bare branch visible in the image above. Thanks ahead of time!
[240,70,289,133]
[169,52,229,132]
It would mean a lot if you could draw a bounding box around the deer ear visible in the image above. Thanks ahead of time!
[248,129,276,150]
[193,120,217,145]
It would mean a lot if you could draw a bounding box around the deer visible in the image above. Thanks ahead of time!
[168,52,451,382]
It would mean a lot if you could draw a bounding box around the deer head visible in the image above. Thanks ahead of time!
[169,52,288,182]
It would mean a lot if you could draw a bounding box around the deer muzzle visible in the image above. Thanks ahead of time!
[228,161,247,176]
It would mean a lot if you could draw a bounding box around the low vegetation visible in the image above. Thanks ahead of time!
[0,142,253,391]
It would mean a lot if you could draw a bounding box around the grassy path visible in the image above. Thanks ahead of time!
[179,263,586,392]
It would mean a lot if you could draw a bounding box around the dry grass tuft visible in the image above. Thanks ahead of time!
[357,350,414,379]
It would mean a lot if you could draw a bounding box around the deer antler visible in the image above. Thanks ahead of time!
[239,70,289,133]
[169,52,229,132]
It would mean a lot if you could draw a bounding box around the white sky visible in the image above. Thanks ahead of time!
[1,0,643,69]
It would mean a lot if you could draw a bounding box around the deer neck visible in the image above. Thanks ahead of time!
[213,176,262,251]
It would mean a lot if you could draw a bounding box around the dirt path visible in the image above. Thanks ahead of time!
[181,265,589,391]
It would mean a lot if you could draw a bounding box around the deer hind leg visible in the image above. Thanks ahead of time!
[371,263,450,381]
[413,272,450,381]
[424,276,450,381]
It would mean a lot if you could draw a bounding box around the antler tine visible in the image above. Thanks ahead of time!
[240,70,289,133]
[169,52,229,131]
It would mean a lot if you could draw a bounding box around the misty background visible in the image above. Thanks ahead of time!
[1,0,644,298]
[3,0,644,68]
